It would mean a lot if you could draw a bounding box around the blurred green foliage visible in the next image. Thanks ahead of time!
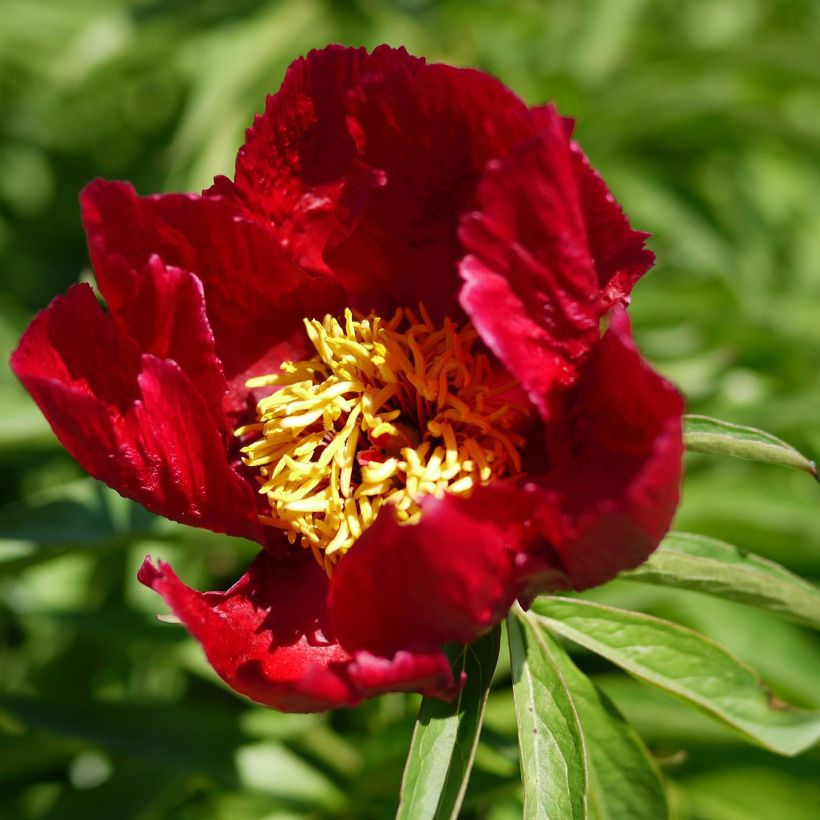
[1,0,819,817]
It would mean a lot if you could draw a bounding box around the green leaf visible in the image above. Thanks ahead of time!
[397,626,500,820]
[683,415,818,478]
[532,597,820,756]
[622,532,820,628]
[507,608,587,819]
[544,633,669,820]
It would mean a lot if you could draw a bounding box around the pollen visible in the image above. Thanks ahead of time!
[235,306,531,576]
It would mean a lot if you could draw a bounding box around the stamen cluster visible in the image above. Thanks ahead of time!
[236,306,530,575]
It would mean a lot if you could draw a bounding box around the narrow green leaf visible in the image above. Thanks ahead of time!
[532,597,820,756]
[544,633,669,820]
[623,532,820,627]
[507,608,587,819]
[683,414,818,478]
[397,626,500,820]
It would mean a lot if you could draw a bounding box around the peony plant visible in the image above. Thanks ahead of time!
[11,45,819,818]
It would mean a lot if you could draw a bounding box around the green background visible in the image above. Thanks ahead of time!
[1,0,819,817]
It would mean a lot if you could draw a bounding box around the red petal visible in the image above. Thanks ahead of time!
[138,552,458,711]
[530,105,654,309]
[221,44,539,321]
[329,484,535,656]
[80,180,344,415]
[459,121,600,417]
[533,307,684,589]
[217,45,415,271]
[10,284,262,540]
[110,255,228,432]
[138,553,357,712]
[332,60,534,321]
[569,142,655,310]
[347,649,461,700]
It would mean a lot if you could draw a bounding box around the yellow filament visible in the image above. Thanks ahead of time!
[238,306,530,575]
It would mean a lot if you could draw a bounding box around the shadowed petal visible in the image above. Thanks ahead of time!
[333,59,535,321]
[214,44,416,271]
[218,45,540,322]
[533,307,684,589]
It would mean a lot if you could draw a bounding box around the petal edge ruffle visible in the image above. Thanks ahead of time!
[138,552,458,712]
[10,284,263,541]
[459,124,600,417]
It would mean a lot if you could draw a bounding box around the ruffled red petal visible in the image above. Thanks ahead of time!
[138,552,458,712]
[531,307,684,589]
[459,123,600,417]
[529,106,655,311]
[569,143,655,310]
[10,284,262,541]
[80,180,345,416]
[214,45,416,272]
[107,255,228,432]
[216,45,538,322]
[328,484,535,656]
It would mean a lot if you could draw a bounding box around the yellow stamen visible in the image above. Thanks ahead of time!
[237,305,531,575]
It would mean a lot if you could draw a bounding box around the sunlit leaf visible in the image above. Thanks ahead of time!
[543,631,668,820]
[397,626,500,820]
[507,608,587,819]
[684,415,818,478]
[532,597,820,755]
[623,532,820,627]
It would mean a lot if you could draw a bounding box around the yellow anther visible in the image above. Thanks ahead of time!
[361,457,399,484]
[282,497,330,513]
[238,304,531,575]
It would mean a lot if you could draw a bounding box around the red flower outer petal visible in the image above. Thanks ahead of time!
[532,307,684,589]
[329,483,536,657]
[459,124,601,418]
[81,179,345,418]
[568,143,655,310]
[217,44,415,271]
[10,284,262,541]
[530,105,655,310]
[138,552,458,712]
[110,255,228,434]
[346,650,462,701]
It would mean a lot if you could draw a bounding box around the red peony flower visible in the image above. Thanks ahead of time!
[10,45,683,712]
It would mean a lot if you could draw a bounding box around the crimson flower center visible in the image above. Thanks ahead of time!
[235,306,531,575]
